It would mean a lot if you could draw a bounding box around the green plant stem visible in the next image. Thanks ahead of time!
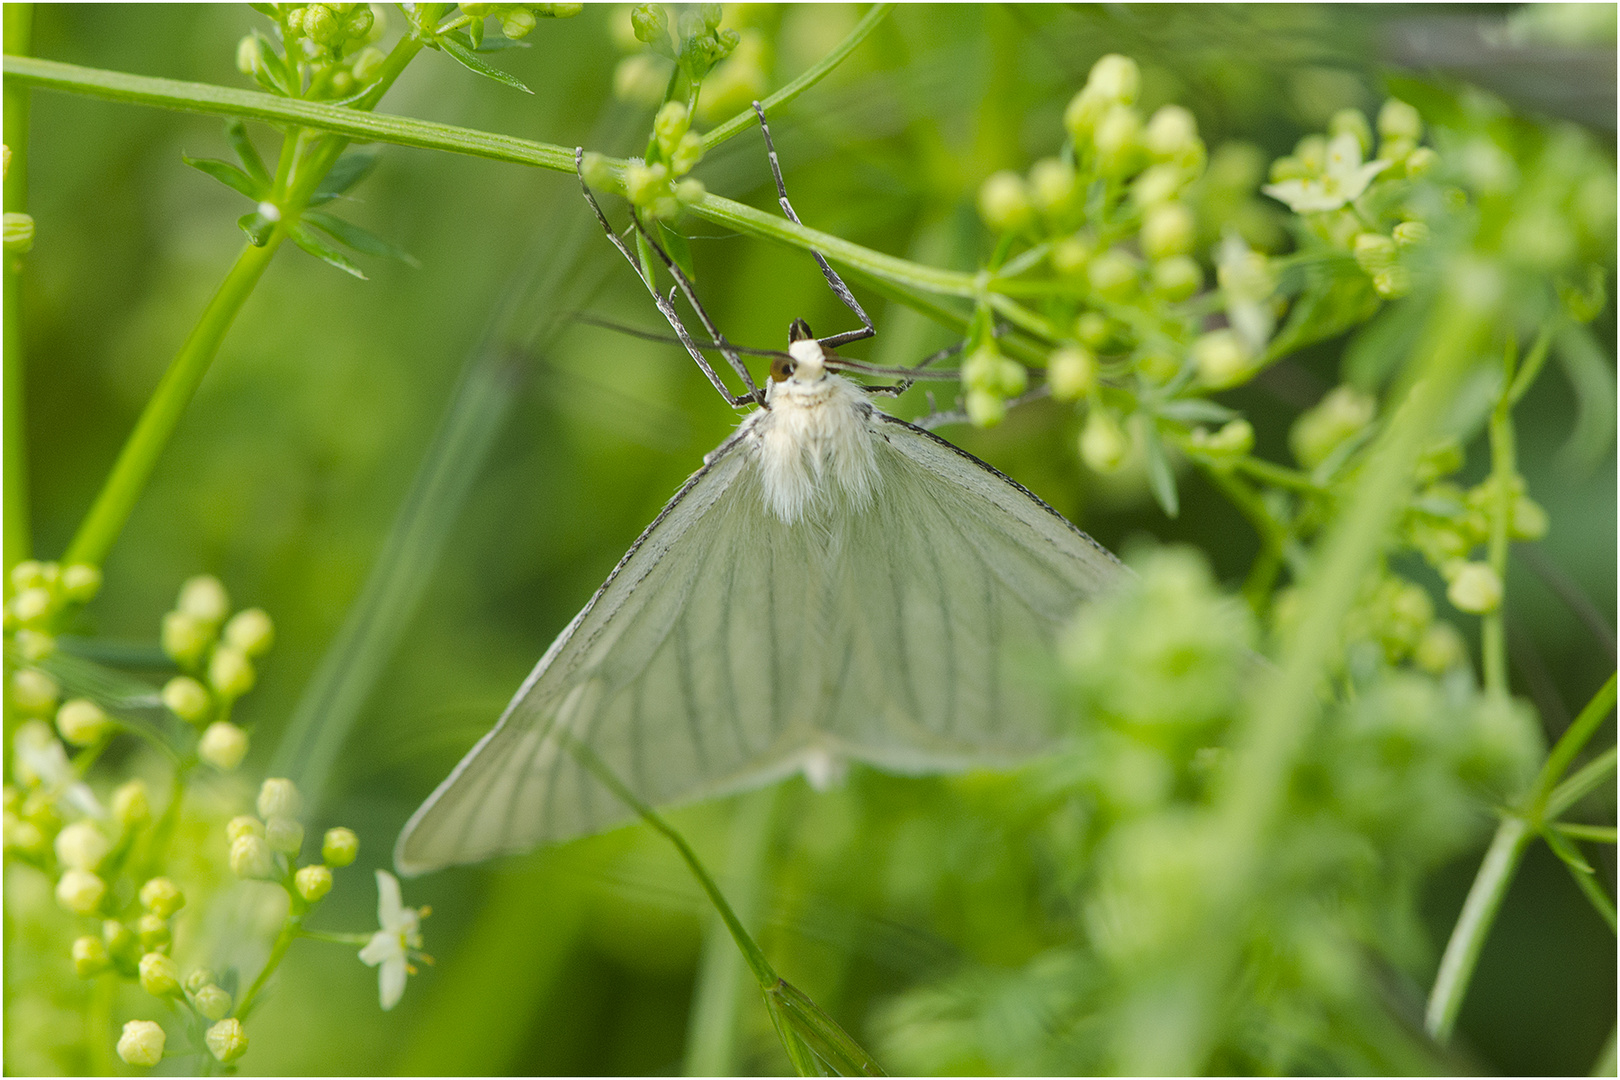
[3,4,33,574]
[235,903,304,1021]
[564,736,882,1076]
[699,3,893,150]
[1424,814,1531,1042]
[1482,338,1519,695]
[1546,746,1616,820]
[1194,276,1495,1071]
[1564,861,1617,932]
[1551,822,1617,842]
[1196,462,1285,610]
[1426,672,1617,1041]
[59,237,280,568]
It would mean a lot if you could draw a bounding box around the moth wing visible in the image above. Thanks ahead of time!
[818,415,1125,771]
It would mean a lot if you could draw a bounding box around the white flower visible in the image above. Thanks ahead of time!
[1216,232,1277,355]
[13,721,104,819]
[1263,132,1389,213]
[358,870,426,1010]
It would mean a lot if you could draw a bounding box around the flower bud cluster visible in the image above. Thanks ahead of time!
[239,3,387,102]
[228,778,358,907]
[4,559,102,663]
[156,576,275,771]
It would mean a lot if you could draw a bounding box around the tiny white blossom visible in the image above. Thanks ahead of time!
[1263,132,1389,213]
[358,870,426,1010]
[13,721,104,818]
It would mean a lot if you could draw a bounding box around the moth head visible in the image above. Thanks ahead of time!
[777,318,826,382]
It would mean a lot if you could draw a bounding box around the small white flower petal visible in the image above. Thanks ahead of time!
[374,869,403,929]
[358,930,397,968]
[378,957,407,1011]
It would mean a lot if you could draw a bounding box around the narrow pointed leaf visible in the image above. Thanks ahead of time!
[311,150,378,205]
[183,155,262,199]
[238,209,277,246]
[1156,398,1238,424]
[659,221,697,283]
[437,33,534,94]
[474,35,530,52]
[225,119,271,185]
[304,210,420,267]
[1544,826,1595,874]
[290,222,366,279]
[1142,422,1180,518]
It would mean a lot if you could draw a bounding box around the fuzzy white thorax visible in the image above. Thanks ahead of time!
[745,338,879,523]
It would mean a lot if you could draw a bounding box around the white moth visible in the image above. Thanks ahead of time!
[395,325,1124,876]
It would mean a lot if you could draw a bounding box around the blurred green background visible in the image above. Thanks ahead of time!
[8,4,1614,1074]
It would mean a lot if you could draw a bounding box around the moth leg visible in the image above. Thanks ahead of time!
[753,101,875,351]
[861,341,968,396]
[574,148,760,409]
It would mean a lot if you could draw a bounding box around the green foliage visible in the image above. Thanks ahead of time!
[2,4,1614,1075]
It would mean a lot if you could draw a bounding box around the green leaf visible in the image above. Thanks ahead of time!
[467,16,483,48]
[474,35,530,52]
[303,210,420,267]
[225,119,271,186]
[238,209,277,246]
[1544,826,1594,874]
[183,155,262,199]
[1142,421,1180,518]
[436,33,534,94]
[1156,398,1237,424]
[659,221,697,284]
[247,3,279,17]
[310,151,378,205]
[289,222,366,279]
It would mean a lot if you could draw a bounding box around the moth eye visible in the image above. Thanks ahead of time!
[771,357,796,382]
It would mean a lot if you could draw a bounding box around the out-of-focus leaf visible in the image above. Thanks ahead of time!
[437,33,534,94]
[304,210,420,267]
[183,155,262,199]
[310,151,378,205]
[225,119,271,186]
[289,222,366,278]
[1142,421,1181,518]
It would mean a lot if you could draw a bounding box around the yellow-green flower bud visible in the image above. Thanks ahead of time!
[1379,136,1416,168]
[1328,108,1373,156]
[206,1018,248,1064]
[1047,346,1098,401]
[72,934,111,976]
[1051,233,1095,276]
[257,777,301,819]
[1029,158,1077,213]
[161,611,212,668]
[322,826,360,866]
[964,389,1006,428]
[1192,329,1251,388]
[1290,385,1376,468]
[223,608,275,657]
[1415,621,1468,674]
[1075,311,1112,349]
[579,150,614,191]
[500,6,536,38]
[227,815,264,844]
[199,722,249,772]
[996,358,1028,397]
[229,834,275,880]
[185,968,217,995]
[351,45,385,82]
[11,586,51,626]
[1377,98,1423,144]
[1131,163,1184,209]
[1144,105,1199,162]
[653,101,690,159]
[177,576,230,627]
[14,629,53,663]
[117,1020,166,1068]
[1141,202,1195,261]
[139,877,185,918]
[11,667,60,713]
[208,645,256,700]
[103,919,138,960]
[1392,220,1429,246]
[3,812,45,859]
[1151,255,1203,301]
[1092,104,1142,176]
[977,171,1034,233]
[236,33,265,76]
[1080,411,1129,473]
[193,984,233,1022]
[1510,496,1549,541]
[1064,86,1106,141]
[140,952,181,997]
[1403,146,1438,179]
[1086,53,1139,105]
[60,564,101,603]
[55,821,109,870]
[56,699,111,747]
[295,864,334,902]
[624,161,669,208]
[162,676,211,724]
[669,131,704,176]
[265,815,305,856]
[962,347,1000,394]
[1190,418,1255,460]
[1087,248,1138,299]
[1446,562,1502,614]
[1353,232,1396,274]
[136,913,171,952]
[56,869,107,915]
[1371,265,1411,299]
[10,559,47,592]
[675,178,707,205]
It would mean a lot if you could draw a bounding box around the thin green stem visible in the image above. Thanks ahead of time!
[1426,673,1617,1041]
[235,904,303,1021]
[1232,455,1324,494]
[1425,815,1532,1042]
[299,929,373,946]
[1561,857,1617,932]
[1482,336,1519,696]
[1551,822,1617,843]
[60,237,281,568]
[3,3,33,574]
[1196,461,1285,611]
[1546,747,1617,821]
[700,3,893,151]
